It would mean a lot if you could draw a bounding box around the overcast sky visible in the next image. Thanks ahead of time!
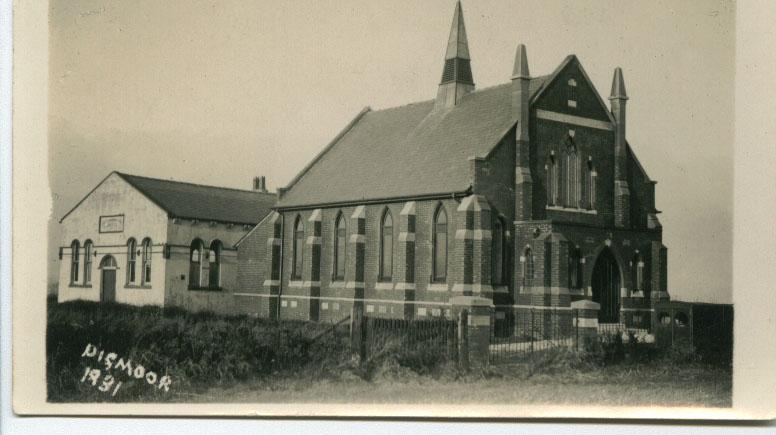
[48,0,735,303]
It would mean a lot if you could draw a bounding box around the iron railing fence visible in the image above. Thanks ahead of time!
[489,307,579,364]
[355,315,459,362]
[597,322,650,343]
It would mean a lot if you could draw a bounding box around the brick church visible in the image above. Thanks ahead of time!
[235,2,669,332]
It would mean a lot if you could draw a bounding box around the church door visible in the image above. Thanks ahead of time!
[591,248,621,323]
[100,255,117,303]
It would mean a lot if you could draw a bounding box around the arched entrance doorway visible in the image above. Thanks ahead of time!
[591,248,621,323]
[99,255,117,303]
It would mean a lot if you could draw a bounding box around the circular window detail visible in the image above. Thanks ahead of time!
[674,312,689,327]
[659,312,671,325]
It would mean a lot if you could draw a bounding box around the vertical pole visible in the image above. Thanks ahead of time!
[575,308,579,352]
[530,308,535,355]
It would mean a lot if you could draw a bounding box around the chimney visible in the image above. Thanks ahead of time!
[253,176,268,193]
[434,1,475,111]
[512,43,532,221]
[609,67,630,228]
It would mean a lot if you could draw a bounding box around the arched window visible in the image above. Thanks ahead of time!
[432,206,447,282]
[83,240,93,285]
[568,247,582,290]
[70,240,80,284]
[292,216,304,280]
[546,153,557,206]
[209,240,222,288]
[140,238,152,285]
[587,160,597,210]
[632,253,645,292]
[564,146,580,208]
[492,218,508,285]
[380,209,393,280]
[333,213,346,280]
[126,238,137,285]
[521,246,533,290]
[189,239,204,288]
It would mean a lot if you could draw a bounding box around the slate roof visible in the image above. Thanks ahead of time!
[277,77,548,209]
[116,172,276,225]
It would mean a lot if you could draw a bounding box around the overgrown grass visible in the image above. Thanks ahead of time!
[48,296,731,407]
[47,296,351,402]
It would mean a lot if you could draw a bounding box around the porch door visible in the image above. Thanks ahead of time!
[99,255,117,303]
[591,248,621,323]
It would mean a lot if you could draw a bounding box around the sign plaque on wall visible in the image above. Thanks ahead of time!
[99,215,125,233]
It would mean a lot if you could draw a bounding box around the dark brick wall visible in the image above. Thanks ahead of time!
[474,128,516,224]
[234,215,273,317]
[277,198,463,320]
[531,118,616,227]
[627,147,657,229]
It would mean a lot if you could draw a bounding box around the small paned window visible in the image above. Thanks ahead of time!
[70,240,80,284]
[126,238,137,284]
[209,240,222,288]
[141,238,152,285]
[83,240,93,285]
[189,239,204,288]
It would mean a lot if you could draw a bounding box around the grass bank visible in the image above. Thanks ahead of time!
[47,297,350,402]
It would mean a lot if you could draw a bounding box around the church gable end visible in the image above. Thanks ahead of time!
[532,57,613,123]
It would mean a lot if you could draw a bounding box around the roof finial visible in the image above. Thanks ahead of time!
[512,43,530,79]
[609,67,628,100]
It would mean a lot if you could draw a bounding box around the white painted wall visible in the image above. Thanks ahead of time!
[57,173,168,306]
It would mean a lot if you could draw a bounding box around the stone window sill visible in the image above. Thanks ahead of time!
[546,205,597,215]
[69,284,92,288]
[124,284,152,290]
[188,286,223,292]
[427,283,448,292]
[329,281,347,289]
[375,282,394,290]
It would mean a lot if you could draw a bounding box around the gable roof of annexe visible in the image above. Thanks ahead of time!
[60,172,276,226]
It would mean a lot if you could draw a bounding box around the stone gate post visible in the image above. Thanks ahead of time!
[571,299,600,348]
[451,295,494,369]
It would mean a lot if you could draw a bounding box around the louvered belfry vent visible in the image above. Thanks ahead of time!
[441,58,473,84]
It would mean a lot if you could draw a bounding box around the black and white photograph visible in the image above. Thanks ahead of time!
[6,0,776,423]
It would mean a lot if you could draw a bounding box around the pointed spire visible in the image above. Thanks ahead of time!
[609,67,628,100]
[512,44,530,79]
[445,1,470,60]
[435,1,475,110]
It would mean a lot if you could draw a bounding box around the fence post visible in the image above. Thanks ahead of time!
[530,308,534,355]
[575,308,579,352]
[350,304,367,362]
[571,300,600,351]
[450,296,494,370]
